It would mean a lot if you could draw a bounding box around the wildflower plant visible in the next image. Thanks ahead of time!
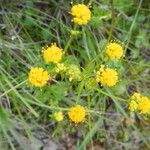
[26,2,149,127]
[1,1,150,149]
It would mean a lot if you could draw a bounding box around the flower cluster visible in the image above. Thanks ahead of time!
[96,66,118,87]
[66,64,82,81]
[70,30,80,36]
[27,3,147,125]
[129,93,150,114]
[95,42,123,87]
[106,42,124,59]
[68,105,86,123]
[56,63,67,73]
[71,4,91,25]
[43,43,63,64]
[28,4,90,89]
[28,67,50,87]
[56,63,82,81]
[54,112,64,121]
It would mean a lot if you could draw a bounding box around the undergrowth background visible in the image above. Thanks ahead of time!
[0,0,150,149]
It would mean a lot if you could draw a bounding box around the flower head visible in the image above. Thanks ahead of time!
[54,112,64,121]
[129,100,138,112]
[71,4,91,25]
[70,30,80,36]
[68,105,86,123]
[128,93,150,115]
[138,96,150,114]
[106,42,123,59]
[43,43,63,64]
[130,92,142,102]
[28,67,50,87]
[96,67,118,87]
[56,63,67,73]
[66,64,81,81]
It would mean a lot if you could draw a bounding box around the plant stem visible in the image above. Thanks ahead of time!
[64,25,77,53]
[108,0,115,42]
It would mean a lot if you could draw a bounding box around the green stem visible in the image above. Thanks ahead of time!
[96,88,127,102]
[84,0,116,69]
[124,0,143,53]
[88,0,94,6]
[64,25,77,53]
[64,36,73,53]
[108,0,115,42]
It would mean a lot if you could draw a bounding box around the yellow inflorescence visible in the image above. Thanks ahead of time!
[138,97,150,114]
[129,93,150,114]
[129,100,138,112]
[96,67,118,87]
[130,92,141,102]
[56,63,67,73]
[71,4,91,25]
[28,67,50,87]
[68,105,86,123]
[70,30,80,36]
[54,112,64,121]
[43,43,63,64]
[106,42,123,59]
[66,64,81,81]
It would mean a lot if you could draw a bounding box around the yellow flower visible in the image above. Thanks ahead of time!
[70,30,80,36]
[128,93,150,115]
[56,63,67,73]
[96,67,118,87]
[130,92,142,102]
[71,4,91,25]
[138,96,150,114]
[43,43,63,63]
[66,64,81,81]
[28,67,50,87]
[68,105,86,123]
[129,100,138,112]
[54,112,64,121]
[106,42,123,59]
